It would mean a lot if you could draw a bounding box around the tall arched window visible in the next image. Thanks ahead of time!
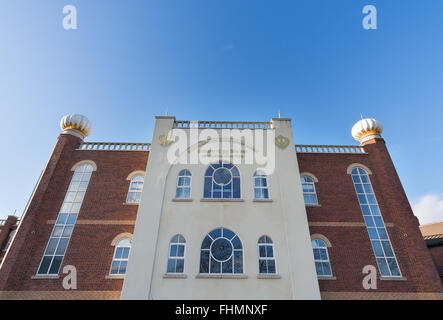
[37,163,94,275]
[254,171,269,199]
[203,162,240,199]
[167,235,186,274]
[350,167,401,277]
[110,238,131,275]
[312,239,332,277]
[301,176,318,205]
[258,236,276,274]
[200,228,243,274]
[176,170,191,199]
[126,175,144,203]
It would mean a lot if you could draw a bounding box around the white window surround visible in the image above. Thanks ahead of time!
[166,234,186,274]
[301,175,319,205]
[258,235,277,275]
[126,175,144,204]
[254,171,270,200]
[109,238,131,275]
[71,160,97,172]
[175,170,192,200]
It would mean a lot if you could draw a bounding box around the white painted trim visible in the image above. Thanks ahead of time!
[347,163,373,175]
[71,160,97,172]
[300,172,319,182]
[126,171,146,181]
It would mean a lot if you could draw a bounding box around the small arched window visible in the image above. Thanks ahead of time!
[254,171,269,199]
[110,238,131,275]
[199,228,243,274]
[312,239,332,277]
[301,176,318,205]
[126,175,144,203]
[258,236,276,274]
[167,235,186,274]
[176,170,192,199]
[203,162,241,199]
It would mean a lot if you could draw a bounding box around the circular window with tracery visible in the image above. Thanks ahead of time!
[199,228,243,274]
[203,162,241,199]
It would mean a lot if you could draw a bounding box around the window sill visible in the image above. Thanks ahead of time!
[257,274,281,279]
[31,275,60,280]
[163,273,188,279]
[123,202,139,206]
[196,274,248,279]
[172,198,193,202]
[200,199,244,202]
[380,276,407,281]
[253,199,273,203]
[317,276,336,280]
[306,204,322,207]
[105,275,125,280]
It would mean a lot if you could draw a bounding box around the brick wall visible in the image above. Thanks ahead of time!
[1,133,441,299]
[298,138,442,295]
[0,133,148,295]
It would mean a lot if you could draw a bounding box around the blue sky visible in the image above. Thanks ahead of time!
[0,1,442,223]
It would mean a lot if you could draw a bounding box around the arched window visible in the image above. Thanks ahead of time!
[126,175,144,203]
[203,162,241,199]
[110,238,131,275]
[254,171,269,199]
[312,239,332,277]
[350,167,401,277]
[258,236,276,274]
[176,170,191,199]
[37,163,94,275]
[167,235,186,274]
[199,228,243,274]
[301,176,318,205]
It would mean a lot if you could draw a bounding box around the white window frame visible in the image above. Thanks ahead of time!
[254,171,270,200]
[312,239,333,277]
[109,238,131,275]
[257,236,277,274]
[126,175,144,204]
[166,235,186,274]
[301,176,318,205]
[175,170,192,199]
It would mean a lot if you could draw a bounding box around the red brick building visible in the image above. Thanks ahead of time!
[0,216,19,265]
[420,222,443,281]
[0,114,441,299]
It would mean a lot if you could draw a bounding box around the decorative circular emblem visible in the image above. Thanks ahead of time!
[210,238,233,262]
[275,134,290,149]
[157,133,173,147]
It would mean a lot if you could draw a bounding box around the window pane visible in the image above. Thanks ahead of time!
[177,244,185,257]
[45,238,59,255]
[266,245,274,258]
[259,245,266,258]
[52,226,64,237]
[381,241,394,257]
[387,258,400,276]
[267,260,276,274]
[200,251,210,273]
[122,247,130,259]
[377,228,388,240]
[111,261,120,274]
[364,216,375,227]
[368,228,379,240]
[119,261,127,274]
[371,240,384,257]
[176,259,184,273]
[315,262,323,276]
[55,238,69,255]
[62,226,73,237]
[373,216,384,227]
[259,259,267,274]
[222,258,233,273]
[376,258,390,276]
[115,248,123,259]
[38,256,53,274]
[322,262,332,276]
[49,256,63,274]
[170,245,178,257]
[233,251,243,273]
